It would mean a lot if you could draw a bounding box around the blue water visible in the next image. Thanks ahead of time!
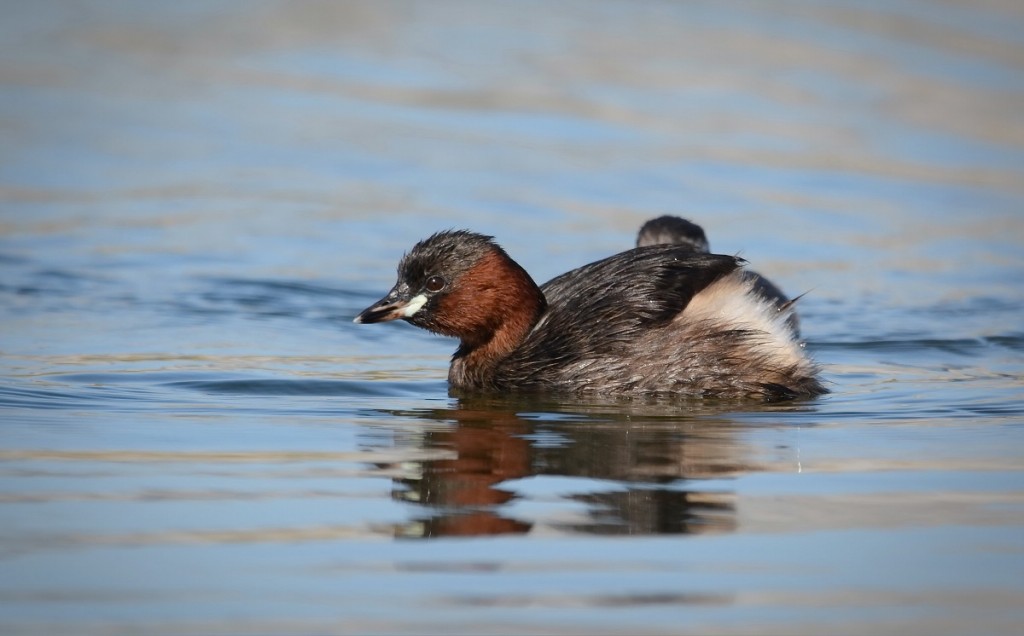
[2,2,1023,634]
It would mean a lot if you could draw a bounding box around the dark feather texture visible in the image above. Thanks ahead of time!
[635,215,801,336]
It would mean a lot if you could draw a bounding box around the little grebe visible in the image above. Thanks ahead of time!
[355,230,825,400]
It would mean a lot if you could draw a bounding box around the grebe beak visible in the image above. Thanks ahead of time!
[353,285,427,324]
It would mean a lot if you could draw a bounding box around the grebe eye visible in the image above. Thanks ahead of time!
[424,275,446,292]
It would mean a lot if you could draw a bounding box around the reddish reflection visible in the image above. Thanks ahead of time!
[384,398,755,539]
[393,409,533,538]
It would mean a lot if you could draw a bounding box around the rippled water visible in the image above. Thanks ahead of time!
[2,1,1024,634]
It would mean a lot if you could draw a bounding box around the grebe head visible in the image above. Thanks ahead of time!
[354,230,546,349]
[636,215,709,252]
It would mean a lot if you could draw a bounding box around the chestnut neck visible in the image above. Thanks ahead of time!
[445,249,547,389]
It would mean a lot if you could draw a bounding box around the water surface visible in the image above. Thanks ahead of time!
[2,1,1023,634]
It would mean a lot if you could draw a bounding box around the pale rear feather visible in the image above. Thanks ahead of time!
[680,272,808,372]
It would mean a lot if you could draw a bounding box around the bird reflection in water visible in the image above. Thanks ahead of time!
[374,396,759,539]
[392,409,533,537]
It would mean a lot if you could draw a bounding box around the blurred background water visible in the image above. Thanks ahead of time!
[2,1,1023,634]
